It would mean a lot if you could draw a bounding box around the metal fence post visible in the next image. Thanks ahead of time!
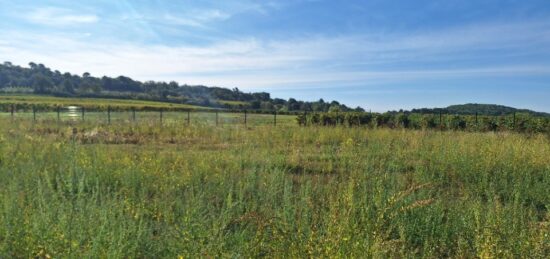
[439,111,443,130]
[513,112,516,130]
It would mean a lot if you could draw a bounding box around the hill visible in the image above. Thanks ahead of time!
[410,103,550,117]
[0,61,363,112]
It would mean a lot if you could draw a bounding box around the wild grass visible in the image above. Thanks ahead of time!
[0,117,548,257]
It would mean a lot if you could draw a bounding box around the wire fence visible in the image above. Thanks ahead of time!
[3,104,550,134]
[1,105,298,127]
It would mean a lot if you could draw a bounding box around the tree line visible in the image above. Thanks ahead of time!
[0,62,364,112]
[409,103,549,117]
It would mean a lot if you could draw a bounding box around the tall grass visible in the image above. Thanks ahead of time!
[0,118,548,257]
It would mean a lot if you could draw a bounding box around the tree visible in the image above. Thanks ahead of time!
[32,74,54,93]
[260,101,274,111]
[252,92,270,101]
[248,100,260,109]
[168,81,179,89]
[287,98,300,111]
[0,61,367,113]
[61,79,76,94]
[300,102,312,111]
[328,105,341,113]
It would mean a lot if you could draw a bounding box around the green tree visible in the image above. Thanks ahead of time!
[32,74,54,94]
[61,79,76,94]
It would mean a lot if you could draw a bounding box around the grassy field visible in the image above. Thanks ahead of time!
[0,95,207,110]
[0,117,548,257]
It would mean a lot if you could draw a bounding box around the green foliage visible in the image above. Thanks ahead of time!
[297,112,550,134]
[0,62,356,112]
[0,95,206,112]
[0,118,548,257]
[411,103,550,117]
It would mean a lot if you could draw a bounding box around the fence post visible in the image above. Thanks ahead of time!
[215,110,219,126]
[439,111,443,130]
[107,106,111,124]
[475,112,478,128]
[513,112,516,130]
[10,104,14,120]
[187,110,190,125]
[274,111,277,126]
[244,110,247,126]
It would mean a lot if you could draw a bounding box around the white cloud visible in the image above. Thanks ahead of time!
[122,8,231,28]
[1,20,549,89]
[26,7,98,26]
[162,9,230,27]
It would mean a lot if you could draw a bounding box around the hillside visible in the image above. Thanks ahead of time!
[410,103,550,117]
[0,62,363,112]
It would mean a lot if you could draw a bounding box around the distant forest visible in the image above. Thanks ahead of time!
[0,62,363,112]
[409,104,550,117]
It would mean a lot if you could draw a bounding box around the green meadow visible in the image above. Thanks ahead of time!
[0,116,548,257]
[0,95,206,111]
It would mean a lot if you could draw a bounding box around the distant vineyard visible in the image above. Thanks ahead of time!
[0,95,206,112]
[297,112,550,133]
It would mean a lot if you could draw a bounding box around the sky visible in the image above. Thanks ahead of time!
[1,0,550,112]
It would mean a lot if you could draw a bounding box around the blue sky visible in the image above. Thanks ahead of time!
[1,0,550,112]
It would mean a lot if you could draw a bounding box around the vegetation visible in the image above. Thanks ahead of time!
[0,62,361,112]
[0,116,548,257]
[297,112,550,134]
[1,62,549,257]
[0,95,208,112]
[410,103,550,117]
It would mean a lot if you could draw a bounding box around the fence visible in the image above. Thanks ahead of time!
[3,104,550,134]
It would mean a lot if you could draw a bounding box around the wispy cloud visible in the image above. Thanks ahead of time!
[162,9,230,28]
[1,19,549,89]
[26,7,98,26]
